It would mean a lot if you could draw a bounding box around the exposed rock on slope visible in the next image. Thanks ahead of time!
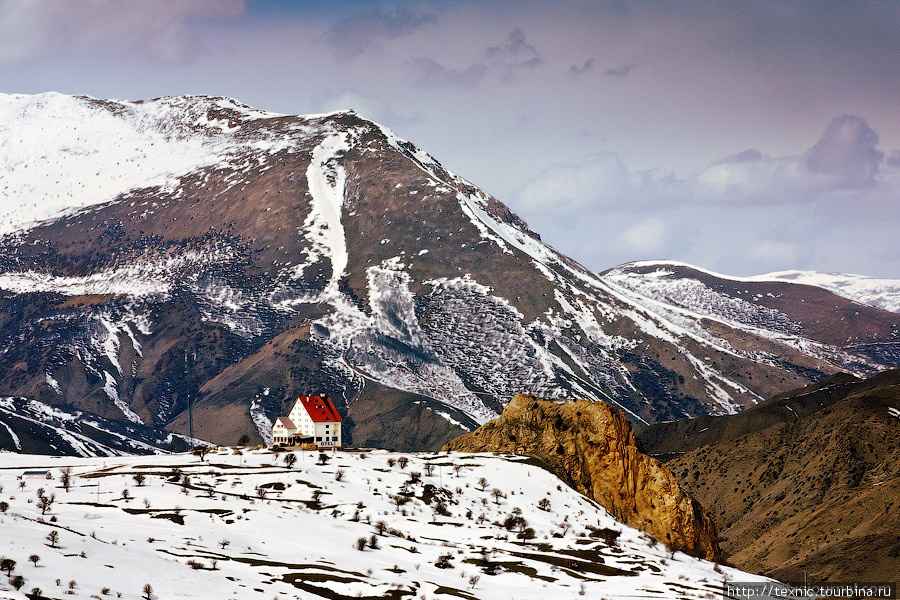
[444,393,721,561]
[639,370,900,580]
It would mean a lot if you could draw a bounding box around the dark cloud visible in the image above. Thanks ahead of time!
[604,63,634,77]
[569,58,595,75]
[804,115,882,189]
[484,28,543,81]
[406,57,488,88]
[327,7,434,58]
[0,0,245,66]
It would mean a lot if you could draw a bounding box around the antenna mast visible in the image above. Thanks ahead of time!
[186,351,195,444]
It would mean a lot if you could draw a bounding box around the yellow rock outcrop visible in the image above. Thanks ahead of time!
[443,394,721,562]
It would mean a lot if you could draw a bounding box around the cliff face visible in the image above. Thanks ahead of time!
[444,394,721,562]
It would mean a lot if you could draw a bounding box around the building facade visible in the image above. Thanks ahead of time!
[272,395,343,448]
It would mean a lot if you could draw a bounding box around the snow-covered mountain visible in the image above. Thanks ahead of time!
[0,447,770,600]
[1,93,899,454]
[750,270,900,313]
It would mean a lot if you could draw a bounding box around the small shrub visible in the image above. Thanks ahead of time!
[355,537,368,551]
[435,554,453,569]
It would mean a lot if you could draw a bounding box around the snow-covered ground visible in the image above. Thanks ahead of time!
[0,448,767,600]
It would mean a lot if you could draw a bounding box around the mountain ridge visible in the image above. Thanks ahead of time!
[1,93,900,455]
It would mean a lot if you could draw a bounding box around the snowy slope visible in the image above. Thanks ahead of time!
[613,261,900,314]
[0,93,297,236]
[0,448,769,600]
[750,270,900,313]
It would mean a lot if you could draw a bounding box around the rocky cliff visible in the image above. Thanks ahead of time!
[444,394,721,562]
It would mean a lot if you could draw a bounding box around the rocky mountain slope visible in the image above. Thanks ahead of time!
[2,92,900,454]
[444,394,721,562]
[0,448,769,600]
[638,370,900,581]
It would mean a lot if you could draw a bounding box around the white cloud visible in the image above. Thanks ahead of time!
[514,152,686,216]
[515,114,891,216]
[316,90,411,125]
[616,218,668,254]
[749,240,800,264]
[0,0,245,66]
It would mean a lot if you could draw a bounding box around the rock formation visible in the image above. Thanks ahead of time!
[444,394,722,562]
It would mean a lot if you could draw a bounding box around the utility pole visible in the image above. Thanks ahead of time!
[185,351,195,444]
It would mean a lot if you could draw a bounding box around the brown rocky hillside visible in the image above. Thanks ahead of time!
[639,370,900,580]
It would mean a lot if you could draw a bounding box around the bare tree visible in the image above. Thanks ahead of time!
[133,473,146,487]
[28,554,39,567]
[283,453,297,469]
[46,530,59,548]
[60,467,72,492]
[1,558,16,576]
[143,583,154,600]
[38,493,55,515]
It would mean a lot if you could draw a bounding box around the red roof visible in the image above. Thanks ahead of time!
[298,395,342,423]
[276,417,296,429]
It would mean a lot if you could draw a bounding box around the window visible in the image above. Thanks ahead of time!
[315,437,322,442]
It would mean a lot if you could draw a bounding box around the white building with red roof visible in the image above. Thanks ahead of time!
[272,395,343,448]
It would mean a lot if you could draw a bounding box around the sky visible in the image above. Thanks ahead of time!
[1,0,899,277]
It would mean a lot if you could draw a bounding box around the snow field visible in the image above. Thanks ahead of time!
[0,449,768,600]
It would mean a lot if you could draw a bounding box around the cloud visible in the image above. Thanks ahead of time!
[693,115,884,202]
[749,240,800,264]
[406,57,488,89]
[604,63,635,78]
[405,28,542,89]
[484,28,543,81]
[0,0,245,66]
[514,152,688,217]
[316,90,413,125]
[516,113,890,219]
[804,114,882,188]
[327,6,435,58]
[569,58,595,75]
[616,218,668,254]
